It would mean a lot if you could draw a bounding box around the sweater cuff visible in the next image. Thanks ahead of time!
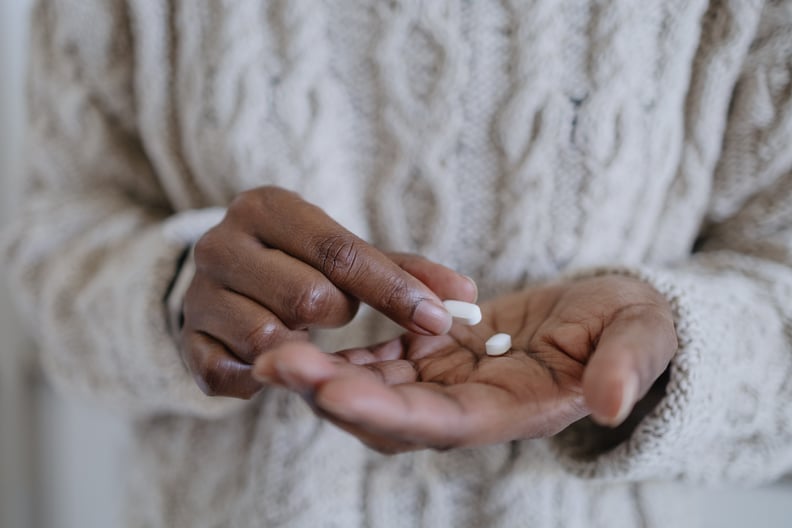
[162,207,224,338]
[550,265,711,481]
[147,207,243,417]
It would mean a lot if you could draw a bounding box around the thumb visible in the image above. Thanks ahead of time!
[582,305,677,427]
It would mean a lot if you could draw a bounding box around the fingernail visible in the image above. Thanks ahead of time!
[413,300,453,335]
[612,374,639,426]
[463,275,479,303]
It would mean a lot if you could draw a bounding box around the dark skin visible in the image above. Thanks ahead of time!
[181,185,477,398]
[182,186,678,453]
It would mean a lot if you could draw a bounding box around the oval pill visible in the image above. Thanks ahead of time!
[485,333,512,356]
[442,300,482,326]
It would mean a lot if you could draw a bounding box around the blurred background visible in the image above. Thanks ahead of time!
[1,1,129,527]
[1,1,791,527]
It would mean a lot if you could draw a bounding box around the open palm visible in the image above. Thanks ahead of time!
[254,276,677,453]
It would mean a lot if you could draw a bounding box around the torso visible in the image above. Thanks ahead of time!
[129,0,744,293]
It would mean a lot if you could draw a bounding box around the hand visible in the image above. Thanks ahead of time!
[252,275,677,453]
[180,186,477,399]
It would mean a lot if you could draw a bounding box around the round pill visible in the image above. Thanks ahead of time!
[442,300,482,325]
[485,333,512,356]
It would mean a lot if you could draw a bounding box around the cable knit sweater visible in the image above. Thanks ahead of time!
[4,0,792,526]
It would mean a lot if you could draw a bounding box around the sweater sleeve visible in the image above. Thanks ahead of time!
[0,0,244,418]
[551,4,792,484]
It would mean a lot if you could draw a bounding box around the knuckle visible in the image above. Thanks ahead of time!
[227,186,299,231]
[313,235,363,282]
[242,319,282,356]
[228,189,262,215]
[230,186,290,214]
[200,365,259,400]
[379,275,412,312]
[196,356,236,398]
[193,229,225,271]
[184,333,260,399]
[292,282,332,325]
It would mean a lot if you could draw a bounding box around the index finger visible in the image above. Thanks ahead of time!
[233,187,453,335]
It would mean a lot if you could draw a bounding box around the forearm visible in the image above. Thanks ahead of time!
[2,190,241,417]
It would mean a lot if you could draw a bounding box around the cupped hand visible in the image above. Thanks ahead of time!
[180,186,476,399]
[253,275,677,453]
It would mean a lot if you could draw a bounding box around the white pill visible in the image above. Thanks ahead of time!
[485,333,512,356]
[442,300,482,326]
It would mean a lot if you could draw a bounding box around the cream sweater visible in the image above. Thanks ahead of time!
[5,0,792,526]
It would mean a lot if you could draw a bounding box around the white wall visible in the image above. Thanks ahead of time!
[1,1,35,527]
[0,1,128,527]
